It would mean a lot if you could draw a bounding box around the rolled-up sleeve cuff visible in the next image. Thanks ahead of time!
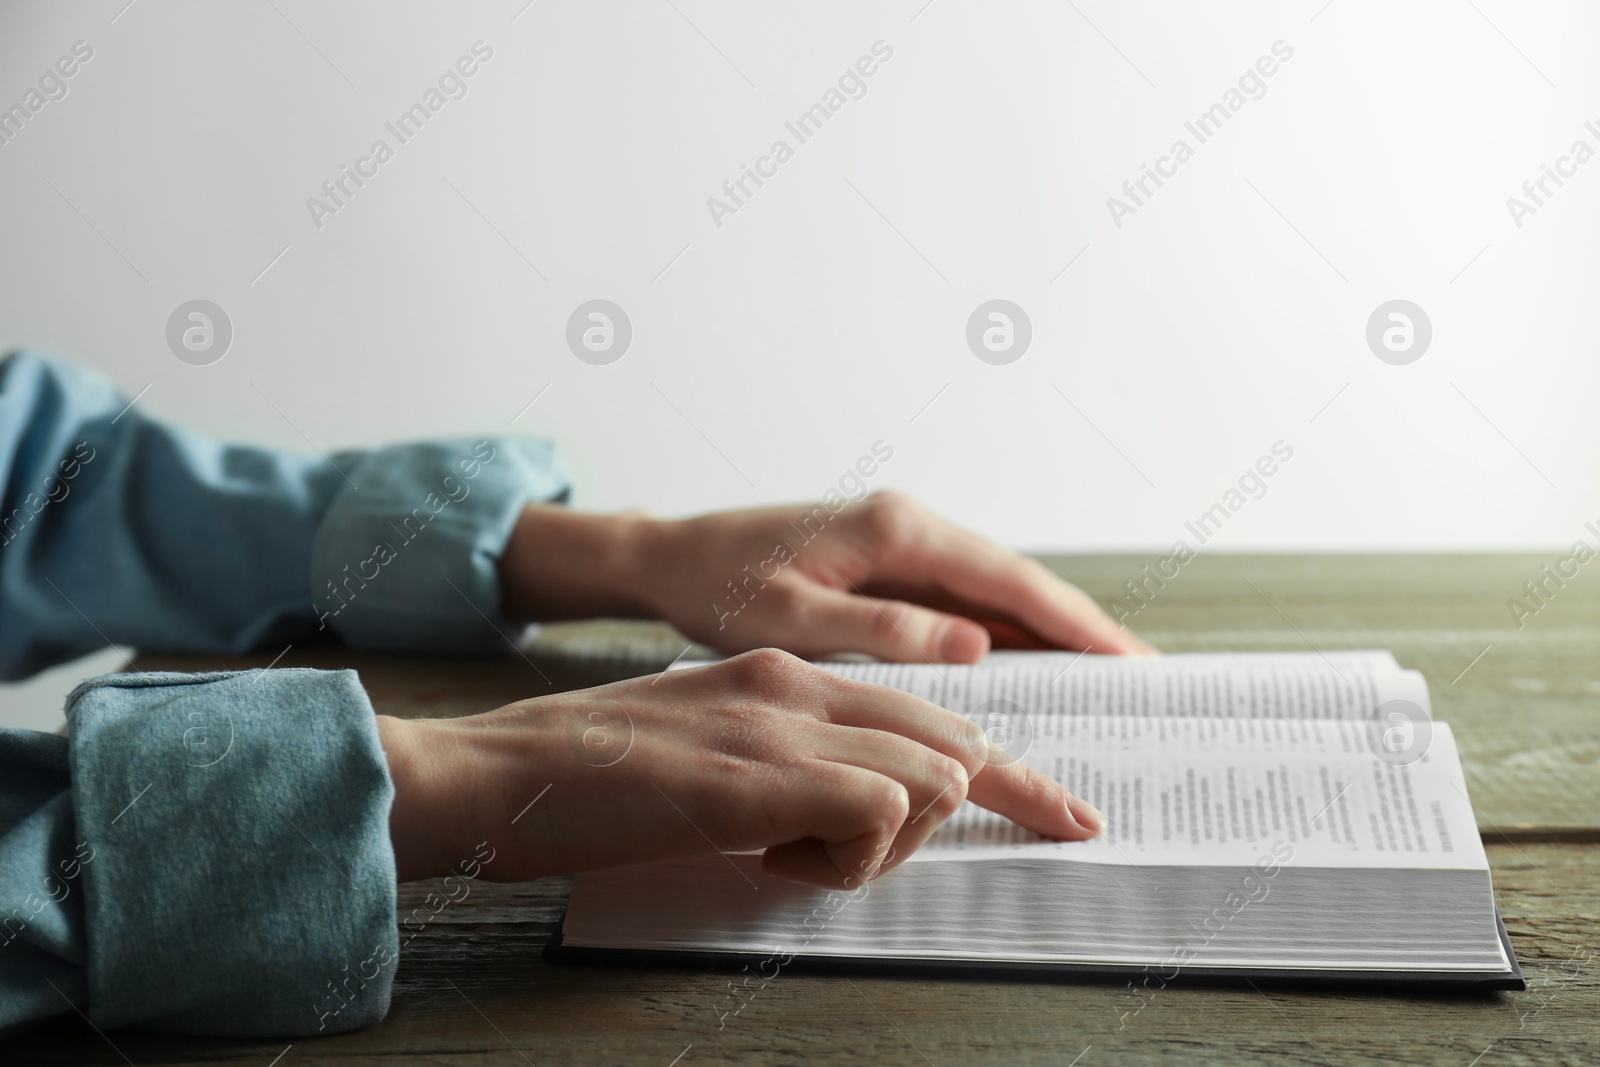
[67,669,397,1037]
[311,438,570,655]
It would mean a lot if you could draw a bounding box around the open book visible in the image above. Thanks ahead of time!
[546,651,1523,990]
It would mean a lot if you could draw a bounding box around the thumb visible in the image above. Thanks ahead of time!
[800,588,991,663]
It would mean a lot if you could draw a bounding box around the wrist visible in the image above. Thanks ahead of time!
[377,714,456,882]
[498,504,671,622]
[381,699,589,884]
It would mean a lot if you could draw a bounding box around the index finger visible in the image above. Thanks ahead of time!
[967,753,1105,842]
[820,676,992,774]
[822,678,1101,844]
[917,525,1155,656]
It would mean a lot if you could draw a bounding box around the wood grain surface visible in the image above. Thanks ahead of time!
[19,554,1596,1064]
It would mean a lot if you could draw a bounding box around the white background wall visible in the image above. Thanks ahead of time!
[2,1,1598,724]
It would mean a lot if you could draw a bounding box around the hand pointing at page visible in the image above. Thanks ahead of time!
[378,649,1108,889]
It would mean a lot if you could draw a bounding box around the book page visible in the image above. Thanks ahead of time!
[668,653,1463,868]
[563,849,1506,970]
[914,717,1485,871]
[803,651,1428,721]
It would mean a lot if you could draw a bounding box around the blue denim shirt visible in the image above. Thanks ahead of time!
[0,351,570,1037]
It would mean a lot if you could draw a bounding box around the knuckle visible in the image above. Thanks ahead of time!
[869,488,915,511]
[1019,556,1055,582]
[764,580,807,614]
[935,757,971,807]
[858,491,920,548]
[907,757,970,825]
[869,601,922,646]
[869,779,911,831]
[722,647,804,689]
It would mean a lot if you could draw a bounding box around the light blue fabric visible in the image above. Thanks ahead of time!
[0,670,398,1038]
[0,350,571,1037]
[0,350,570,677]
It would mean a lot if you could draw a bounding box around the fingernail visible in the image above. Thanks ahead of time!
[1066,796,1106,833]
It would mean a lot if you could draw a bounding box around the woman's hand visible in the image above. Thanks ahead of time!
[378,649,1105,886]
[498,492,1154,662]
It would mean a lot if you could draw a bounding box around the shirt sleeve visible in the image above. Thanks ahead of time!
[0,668,399,1038]
[0,350,571,680]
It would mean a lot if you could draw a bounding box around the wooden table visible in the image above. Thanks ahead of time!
[17,556,1600,1065]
